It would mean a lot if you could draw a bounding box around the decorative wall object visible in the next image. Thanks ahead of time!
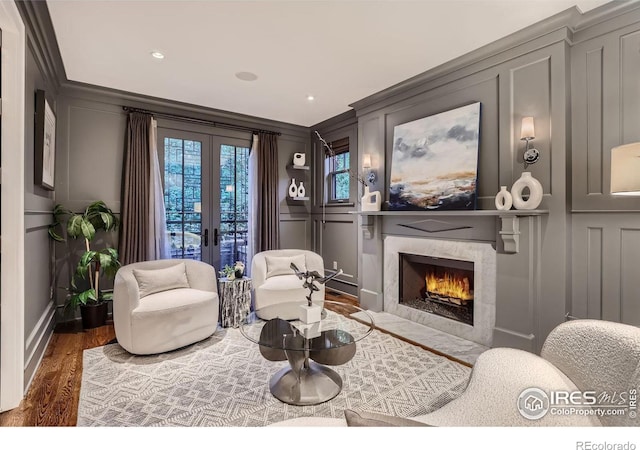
[293,152,306,167]
[511,172,543,210]
[389,102,481,211]
[34,89,56,190]
[494,186,513,211]
[297,181,306,198]
[610,142,640,195]
[288,179,298,198]
[361,186,382,211]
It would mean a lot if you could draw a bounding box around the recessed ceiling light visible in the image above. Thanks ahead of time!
[235,72,258,81]
[307,95,315,101]
[151,51,165,60]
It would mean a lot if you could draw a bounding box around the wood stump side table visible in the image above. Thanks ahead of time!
[218,277,252,328]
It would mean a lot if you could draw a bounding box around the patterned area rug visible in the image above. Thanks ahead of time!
[78,323,472,426]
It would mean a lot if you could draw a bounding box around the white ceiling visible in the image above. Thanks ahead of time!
[47,0,611,127]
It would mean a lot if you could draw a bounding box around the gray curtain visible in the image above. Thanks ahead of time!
[256,132,280,251]
[119,112,152,265]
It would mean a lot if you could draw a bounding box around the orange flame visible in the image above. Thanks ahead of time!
[425,271,473,301]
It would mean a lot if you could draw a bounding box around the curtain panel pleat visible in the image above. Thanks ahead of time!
[148,118,171,260]
[119,112,152,265]
[247,134,259,273]
[256,132,280,251]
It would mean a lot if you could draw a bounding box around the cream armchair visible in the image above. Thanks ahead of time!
[271,319,640,427]
[251,249,325,320]
[113,259,219,355]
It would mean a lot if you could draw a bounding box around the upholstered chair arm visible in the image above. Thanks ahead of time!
[251,253,268,290]
[112,268,141,352]
[304,251,325,277]
[113,269,141,314]
[184,260,218,294]
[540,319,640,426]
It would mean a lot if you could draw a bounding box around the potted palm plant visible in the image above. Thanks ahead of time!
[49,200,120,329]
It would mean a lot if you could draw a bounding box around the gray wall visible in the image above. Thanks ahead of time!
[307,2,640,351]
[570,8,640,326]
[348,34,570,352]
[278,127,312,251]
[18,1,61,388]
[54,84,310,310]
[310,112,359,296]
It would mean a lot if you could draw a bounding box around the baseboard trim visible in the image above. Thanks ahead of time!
[23,301,56,392]
[492,327,536,353]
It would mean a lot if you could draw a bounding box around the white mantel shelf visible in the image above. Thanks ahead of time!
[350,209,549,254]
[348,209,549,216]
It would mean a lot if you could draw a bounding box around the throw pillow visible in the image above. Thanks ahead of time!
[265,254,307,278]
[343,409,431,427]
[133,262,190,298]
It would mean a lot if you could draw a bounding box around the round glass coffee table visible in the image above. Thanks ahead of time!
[240,300,374,406]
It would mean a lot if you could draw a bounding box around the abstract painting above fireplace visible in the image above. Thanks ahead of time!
[388,102,481,211]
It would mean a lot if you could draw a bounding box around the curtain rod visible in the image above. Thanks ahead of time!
[122,106,281,136]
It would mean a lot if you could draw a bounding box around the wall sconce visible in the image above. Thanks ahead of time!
[362,153,376,184]
[611,142,640,195]
[520,116,540,167]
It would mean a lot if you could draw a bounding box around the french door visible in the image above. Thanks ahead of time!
[157,128,250,271]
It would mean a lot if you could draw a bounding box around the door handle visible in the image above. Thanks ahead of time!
[213,228,219,246]
[203,228,209,247]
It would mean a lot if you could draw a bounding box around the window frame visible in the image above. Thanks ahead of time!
[325,137,351,204]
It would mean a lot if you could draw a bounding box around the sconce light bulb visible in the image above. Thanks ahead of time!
[363,154,372,169]
[521,116,535,140]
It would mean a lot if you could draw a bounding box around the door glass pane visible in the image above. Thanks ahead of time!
[220,144,249,269]
[164,137,202,260]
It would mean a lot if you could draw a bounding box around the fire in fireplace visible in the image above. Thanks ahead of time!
[399,253,474,325]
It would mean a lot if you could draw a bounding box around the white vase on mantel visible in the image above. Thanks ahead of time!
[494,186,513,211]
[297,181,306,198]
[511,172,543,210]
[361,185,382,211]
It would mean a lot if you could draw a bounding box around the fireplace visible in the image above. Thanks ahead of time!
[384,236,496,346]
[399,253,474,325]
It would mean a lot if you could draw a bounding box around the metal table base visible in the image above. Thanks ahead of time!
[269,361,342,406]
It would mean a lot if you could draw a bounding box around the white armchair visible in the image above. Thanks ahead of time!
[251,249,325,320]
[270,319,640,427]
[113,259,219,355]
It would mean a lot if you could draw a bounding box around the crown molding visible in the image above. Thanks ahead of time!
[310,109,357,132]
[348,7,580,114]
[572,0,640,44]
[60,80,310,138]
[14,1,67,94]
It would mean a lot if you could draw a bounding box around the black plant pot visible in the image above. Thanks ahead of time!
[80,302,108,329]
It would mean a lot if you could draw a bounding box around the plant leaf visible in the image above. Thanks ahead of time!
[67,215,84,238]
[48,225,65,242]
[99,212,113,231]
[80,219,96,241]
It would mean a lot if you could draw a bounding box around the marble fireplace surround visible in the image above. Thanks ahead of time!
[383,235,497,347]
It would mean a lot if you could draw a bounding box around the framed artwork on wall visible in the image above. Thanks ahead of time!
[34,89,56,190]
[389,102,481,211]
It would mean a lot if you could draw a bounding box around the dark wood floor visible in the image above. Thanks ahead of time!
[0,289,466,426]
[0,320,116,427]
